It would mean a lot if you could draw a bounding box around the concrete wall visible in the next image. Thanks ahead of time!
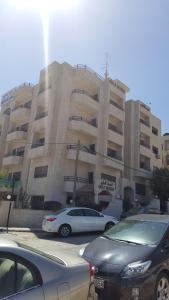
[102,198,123,218]
[0,201,50,228]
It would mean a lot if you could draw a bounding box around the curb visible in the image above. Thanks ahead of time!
[0,228,43,233]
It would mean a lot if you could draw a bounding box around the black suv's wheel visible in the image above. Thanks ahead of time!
[105,222,114,231]
[59,224,71,237]
[155,272,169,300]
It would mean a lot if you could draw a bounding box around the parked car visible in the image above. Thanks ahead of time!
[120,205,161,219]
[80,214,169,300]
[0,238,94,300]
[42,207,118,237]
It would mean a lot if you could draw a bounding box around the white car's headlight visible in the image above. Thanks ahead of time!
[79,247,85,257]
[122,260,151,278]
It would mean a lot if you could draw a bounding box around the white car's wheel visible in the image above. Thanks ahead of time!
[59,224,71,238]
[155,272,169,300]
[105,222,115,231]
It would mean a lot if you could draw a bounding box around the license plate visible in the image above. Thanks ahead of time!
[94,277,104,289]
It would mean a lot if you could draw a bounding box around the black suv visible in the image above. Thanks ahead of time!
[82,214,169,300]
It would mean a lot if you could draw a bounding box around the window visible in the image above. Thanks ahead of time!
[165,141,169,151]
[89,144,95,154]
[24,101,32,109]
[166,155,169,166]
[67,209,84,216]
[20,123,28,132]
[8,172,21,181]
[152,146,159,155]
[0,257,15,298]
[0,253,41,299]
[83,209,100,217]
[11,147,25,156]
[152,126,158,136]
[34,166,48,178]
[31,196,44,209]
[135,183,146,196]
[107,148,116,158]
[88,172,94,184]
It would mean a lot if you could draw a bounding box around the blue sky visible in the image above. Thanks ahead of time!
[0,0,169,133]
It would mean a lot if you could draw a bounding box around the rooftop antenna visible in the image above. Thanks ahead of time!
[104,52,109,79]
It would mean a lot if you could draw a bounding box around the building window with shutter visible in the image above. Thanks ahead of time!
[34,166,48,178]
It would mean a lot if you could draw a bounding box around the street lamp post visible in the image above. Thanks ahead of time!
[6,177,15,233]
[6,195,12,233]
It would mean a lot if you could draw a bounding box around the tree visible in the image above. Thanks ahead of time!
[0,170,8,180]
[150,168,169,212]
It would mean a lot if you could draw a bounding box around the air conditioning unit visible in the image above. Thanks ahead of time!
[155,154,160,159]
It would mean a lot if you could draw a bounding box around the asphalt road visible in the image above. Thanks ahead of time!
[0,231,100,256]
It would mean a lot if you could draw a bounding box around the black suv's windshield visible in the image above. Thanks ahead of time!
[103,220,168,245]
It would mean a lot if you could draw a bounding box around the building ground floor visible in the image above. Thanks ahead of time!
[0,155,155,215]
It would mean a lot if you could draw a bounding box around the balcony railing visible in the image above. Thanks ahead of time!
[108,123,123,135]
[140,140,150,149]
[35,112,48,120]
[31,140,45,149]
[110,99,124,111]
[12,103,31,112]
[67,144,96,154]
[8,127,28,134]
[64,176,88,183]
[5,152,25,157]
[1,83,33,104]
[107,148,122,161]
[74,64,104,81]
[140,162,151,171]
[69,116,97,127]
[72,89,99,102]
[140,119,150,128]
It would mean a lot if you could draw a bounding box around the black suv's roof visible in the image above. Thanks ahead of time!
[127,214,169,223]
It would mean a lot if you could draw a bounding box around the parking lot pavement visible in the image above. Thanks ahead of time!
[0,231,100,255]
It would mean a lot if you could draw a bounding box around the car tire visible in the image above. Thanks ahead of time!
[59,224,71,238]
[105,222,114,231]
[155,272,169,300]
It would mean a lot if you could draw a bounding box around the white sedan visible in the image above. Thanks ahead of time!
[42,207,118,237]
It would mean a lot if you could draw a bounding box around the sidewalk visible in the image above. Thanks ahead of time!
[0,227,42,233]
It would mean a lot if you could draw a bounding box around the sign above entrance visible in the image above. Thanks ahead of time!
[98,174,116,193]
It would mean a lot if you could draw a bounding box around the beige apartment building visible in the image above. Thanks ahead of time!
[124,100,162,204]
[0,61,129,209]
[162,133,169,169]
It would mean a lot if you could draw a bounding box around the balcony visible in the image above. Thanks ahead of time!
[64,176,88,192]
[109,102,124,121]
[108,130,124,146]
[3,154,23,166]
[140,119,150,128]
[139,162,151,172]
[10,106,30,123]
[37,88,51,109]
[7,129,27,143]
[29,141,46,159]
[69,116,98,137]
[71,90,99,112]
[104,148,123,171]
[1,83,33,105]
[140,140,151,157]
[67,145,96,165]
[33,112,48,132]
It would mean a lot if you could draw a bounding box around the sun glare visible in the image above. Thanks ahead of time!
[12,0,79,14]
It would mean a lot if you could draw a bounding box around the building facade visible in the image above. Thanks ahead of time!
[0,62,129,209]
[124,100,162,204]
[162,133,169,169]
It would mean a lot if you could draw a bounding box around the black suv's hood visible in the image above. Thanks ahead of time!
[83,236,154,271]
